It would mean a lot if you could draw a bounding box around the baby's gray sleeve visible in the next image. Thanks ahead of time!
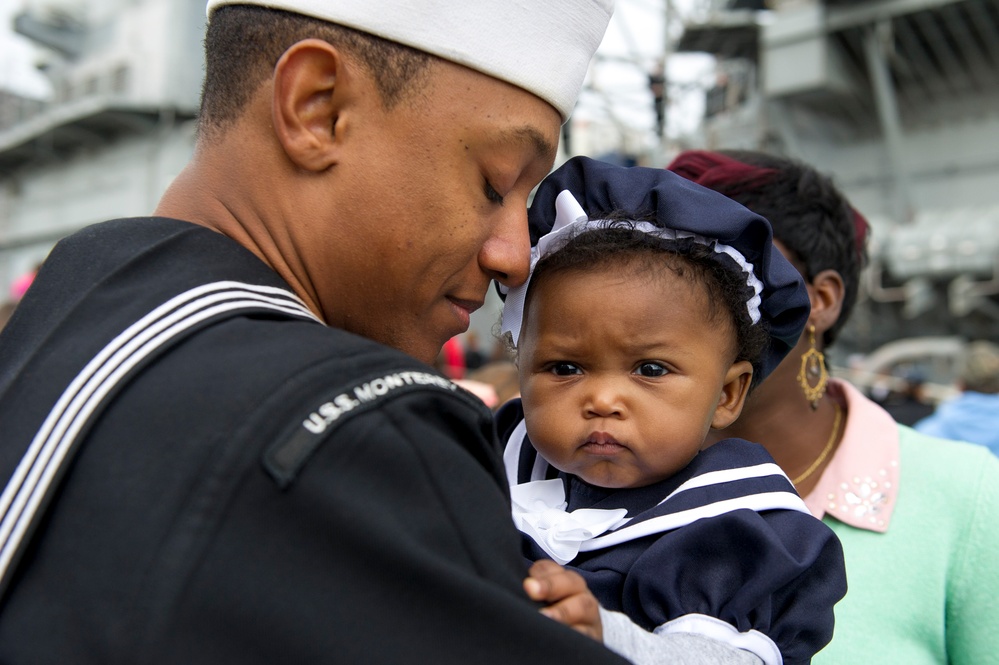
[599,608,764,665]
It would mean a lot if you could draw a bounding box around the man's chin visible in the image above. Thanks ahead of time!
[392,335,442,367]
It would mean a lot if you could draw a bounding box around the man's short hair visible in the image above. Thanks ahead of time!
[199,5,432,139]
[960,341,999,394]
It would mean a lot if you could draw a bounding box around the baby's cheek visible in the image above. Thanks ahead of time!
[525,413,565,460]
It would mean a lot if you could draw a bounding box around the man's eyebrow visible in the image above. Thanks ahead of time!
[508,126,557,164]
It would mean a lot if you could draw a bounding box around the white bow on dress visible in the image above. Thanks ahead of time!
[510,478,629,565]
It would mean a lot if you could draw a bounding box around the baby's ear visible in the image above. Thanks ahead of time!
[711,360,753,430]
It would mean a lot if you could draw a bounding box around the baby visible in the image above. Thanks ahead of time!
[500,157,846,665]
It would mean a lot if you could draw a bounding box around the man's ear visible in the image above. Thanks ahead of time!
[808,269,845,337]
[272,39,349,172]
[711,360,753,430]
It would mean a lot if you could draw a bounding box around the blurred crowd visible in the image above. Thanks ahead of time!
[434,331,519,410]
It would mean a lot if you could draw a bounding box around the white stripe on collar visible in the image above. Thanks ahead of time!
[0,281,320,587]
[655,462,793,507]
[502,419,528,485]
[579,491,809,553]
[503,418,554,485]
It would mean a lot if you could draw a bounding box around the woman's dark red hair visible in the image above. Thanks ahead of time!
[667,149,868,348]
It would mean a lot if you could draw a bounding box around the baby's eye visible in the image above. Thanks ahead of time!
[636,362,668,378]
[550,362,581,376]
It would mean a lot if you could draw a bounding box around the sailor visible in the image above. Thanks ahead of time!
[0,1,628,662]
[0,1,774,663]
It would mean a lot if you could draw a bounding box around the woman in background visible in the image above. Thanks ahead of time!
[669,149,999,665]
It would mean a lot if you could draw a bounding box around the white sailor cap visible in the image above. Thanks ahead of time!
[206,0,615,122]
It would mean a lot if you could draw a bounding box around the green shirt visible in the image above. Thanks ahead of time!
[815,424,999,664]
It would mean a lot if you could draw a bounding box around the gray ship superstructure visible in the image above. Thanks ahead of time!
[0,0,205,292]
[676,0,999,353]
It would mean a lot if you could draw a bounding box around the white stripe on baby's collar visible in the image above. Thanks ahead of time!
[500,191,764,347]
[578,491,809,552]
[502,420,528,487]
[503,418,553,486]
[653,462,792,508]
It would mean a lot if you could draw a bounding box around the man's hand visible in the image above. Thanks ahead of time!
[523,559,603,642]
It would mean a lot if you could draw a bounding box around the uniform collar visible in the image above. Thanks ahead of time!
[508,436,809,563]
[804,378,899,533]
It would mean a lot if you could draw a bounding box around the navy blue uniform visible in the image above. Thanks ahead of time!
[0,218,627,664]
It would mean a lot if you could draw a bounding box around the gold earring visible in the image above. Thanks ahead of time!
[798,325,828,410]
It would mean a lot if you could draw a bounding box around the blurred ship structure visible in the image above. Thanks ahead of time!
[672,0,999,371]
[0,0,205,291]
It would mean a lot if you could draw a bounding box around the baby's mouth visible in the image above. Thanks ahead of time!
[582,431,626,454]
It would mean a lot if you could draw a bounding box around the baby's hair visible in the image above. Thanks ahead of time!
[522,218,770,388]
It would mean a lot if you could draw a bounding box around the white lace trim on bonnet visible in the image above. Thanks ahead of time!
[501,190,764,347]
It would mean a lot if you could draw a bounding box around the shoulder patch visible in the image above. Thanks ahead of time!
[262,369,477,488]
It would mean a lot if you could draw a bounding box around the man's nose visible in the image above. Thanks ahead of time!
[480,206,531,289]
